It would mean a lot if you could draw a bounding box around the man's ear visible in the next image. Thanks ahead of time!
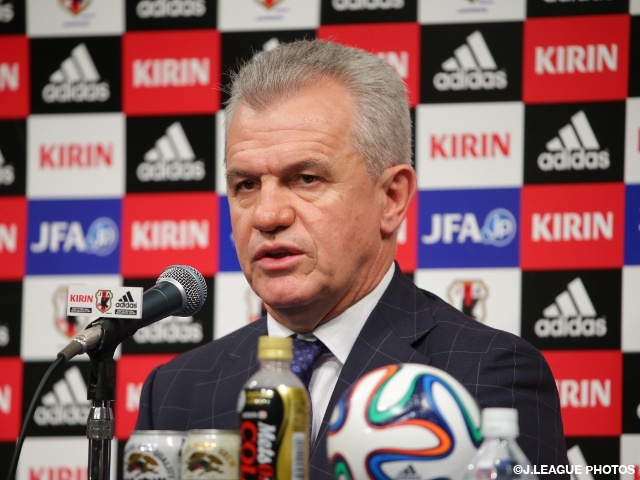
[378,164,417,236]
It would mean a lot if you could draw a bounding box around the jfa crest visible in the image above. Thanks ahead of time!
[256,0,283,9]
[96,289,113,314]
[60,0,91,15]
[447,280,489,323]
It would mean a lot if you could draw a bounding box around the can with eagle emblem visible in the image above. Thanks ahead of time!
[123,430,186,480]
[181,429,240,480]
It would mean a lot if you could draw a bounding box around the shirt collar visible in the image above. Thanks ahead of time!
[267,263,395,365]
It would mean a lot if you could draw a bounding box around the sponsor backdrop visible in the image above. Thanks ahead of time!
[0,0,639,478]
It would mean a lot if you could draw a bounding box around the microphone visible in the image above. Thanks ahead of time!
[57,265,207,361]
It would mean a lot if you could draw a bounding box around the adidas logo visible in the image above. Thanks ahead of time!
[537,110,610,172]
[0,148,15,185]
[136,0,206,18]
[534,277,607,338]
[116,290,138,309]
[433,31,507,91]
[42,43,110,104]
[394,465,420,480]
[33,366,91,426]
[137,121,206,182]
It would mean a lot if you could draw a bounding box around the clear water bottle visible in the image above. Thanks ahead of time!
[463,407,538,480]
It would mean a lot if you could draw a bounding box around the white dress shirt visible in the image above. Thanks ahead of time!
[267,263,395,442]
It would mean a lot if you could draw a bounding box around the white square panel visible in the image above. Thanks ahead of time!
[21,274,121,360]
[214,271,261,339]
[414,267,521,336]
[418,0,525,24]
[27,0,124,37]
[218,0,320,32]
[27,113,125,199]
[416,102,524,189]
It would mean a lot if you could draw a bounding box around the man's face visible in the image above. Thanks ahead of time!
[225,81,388,330]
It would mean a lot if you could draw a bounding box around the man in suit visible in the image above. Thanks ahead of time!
[135,39,568,478]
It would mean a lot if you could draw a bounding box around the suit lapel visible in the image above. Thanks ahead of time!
[311,267,437,471]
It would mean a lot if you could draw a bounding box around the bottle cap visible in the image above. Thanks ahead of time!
[257,336,293,361]
[480,407,519,438]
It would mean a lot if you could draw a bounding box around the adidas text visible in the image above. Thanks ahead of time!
[42,81,110,104]
[332,0,405,11]
[0,3,13,22]
[115,301,138,309]
[535,316,607,338]
[136,0,206,18]
[0,164,14,185]
[0,325,9,347]
[137,159,206,182]
[537,149,610,171]
[134,318,203,344]
[34,404,90,426]
[433,69,507,91]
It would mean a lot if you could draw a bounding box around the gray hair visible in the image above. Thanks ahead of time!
[224,39,412,181]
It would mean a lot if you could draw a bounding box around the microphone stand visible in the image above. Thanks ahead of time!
[86,340,117,480]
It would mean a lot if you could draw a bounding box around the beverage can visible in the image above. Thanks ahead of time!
[181,429,240,480]
[123,430,185,480]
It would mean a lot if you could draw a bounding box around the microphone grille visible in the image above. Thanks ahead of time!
[158,265,207,316]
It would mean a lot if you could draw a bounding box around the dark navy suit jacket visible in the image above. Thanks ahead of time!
[135,266,568,478]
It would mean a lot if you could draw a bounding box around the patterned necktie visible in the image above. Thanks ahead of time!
[290,337,328,389]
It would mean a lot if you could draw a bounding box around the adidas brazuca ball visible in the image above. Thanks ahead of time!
[327,363,482,480]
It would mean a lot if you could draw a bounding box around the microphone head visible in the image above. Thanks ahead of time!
[157,265,207,316]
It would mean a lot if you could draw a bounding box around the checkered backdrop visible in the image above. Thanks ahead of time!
[1,0,639,478]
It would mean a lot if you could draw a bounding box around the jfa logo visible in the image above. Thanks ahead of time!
[418,188,519,268]
[421,208,516,247]
[27,199,121,274]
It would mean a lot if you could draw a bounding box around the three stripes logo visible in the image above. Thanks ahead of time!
[42,43,110,104]
[34,366,90,426]
[534,277,607,338]
[0,147,15,185]
[537,110,610,172]
[433,30,507,91]
[137,121,206,182]
[394,465,420,480]
[115,290,139,316]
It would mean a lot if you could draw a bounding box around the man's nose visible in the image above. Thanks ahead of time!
[252,183,295,233]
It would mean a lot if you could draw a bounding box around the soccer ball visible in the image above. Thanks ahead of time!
[327,363,482,480]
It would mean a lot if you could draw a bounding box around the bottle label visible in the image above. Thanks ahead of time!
[239,386,309,480]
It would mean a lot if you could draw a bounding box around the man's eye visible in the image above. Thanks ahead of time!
[300,175,317,184]
[238,180,255,190]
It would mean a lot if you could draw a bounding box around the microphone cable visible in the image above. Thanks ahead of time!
[7,355,65,480]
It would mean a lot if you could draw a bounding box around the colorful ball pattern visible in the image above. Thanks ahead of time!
[327,363,482,480]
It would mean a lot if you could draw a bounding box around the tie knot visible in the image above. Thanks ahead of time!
[290,337,328,389]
